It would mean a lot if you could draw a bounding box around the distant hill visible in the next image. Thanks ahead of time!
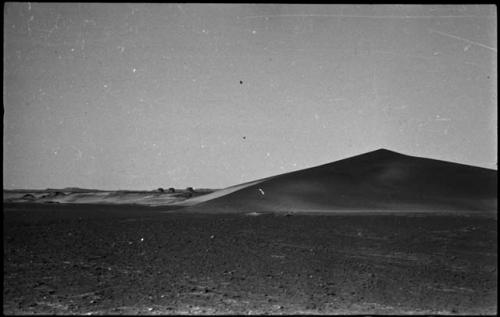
[183,149,497,213]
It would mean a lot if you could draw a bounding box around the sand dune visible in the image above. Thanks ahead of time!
[183,149,497,213]
[3,190,212,206]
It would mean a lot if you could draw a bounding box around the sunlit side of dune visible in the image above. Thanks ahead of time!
[4,191,197,206]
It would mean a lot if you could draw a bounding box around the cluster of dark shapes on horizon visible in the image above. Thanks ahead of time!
[156,187,209,198]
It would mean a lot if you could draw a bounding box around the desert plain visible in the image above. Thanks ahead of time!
[3,149,498,315]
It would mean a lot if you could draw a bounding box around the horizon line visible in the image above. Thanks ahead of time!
[3,148,497,192]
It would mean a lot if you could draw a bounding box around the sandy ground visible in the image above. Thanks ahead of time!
[3,203,497,315]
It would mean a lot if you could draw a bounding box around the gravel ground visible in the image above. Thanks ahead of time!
[3,203,497,315]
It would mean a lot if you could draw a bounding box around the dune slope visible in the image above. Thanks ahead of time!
[183,149,497,213]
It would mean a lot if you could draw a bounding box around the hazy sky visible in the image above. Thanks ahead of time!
[3,4,497,190]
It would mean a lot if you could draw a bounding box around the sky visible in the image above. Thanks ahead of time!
[3,4,497,190]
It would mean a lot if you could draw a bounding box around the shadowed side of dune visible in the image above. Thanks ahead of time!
[182,149,497,213]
